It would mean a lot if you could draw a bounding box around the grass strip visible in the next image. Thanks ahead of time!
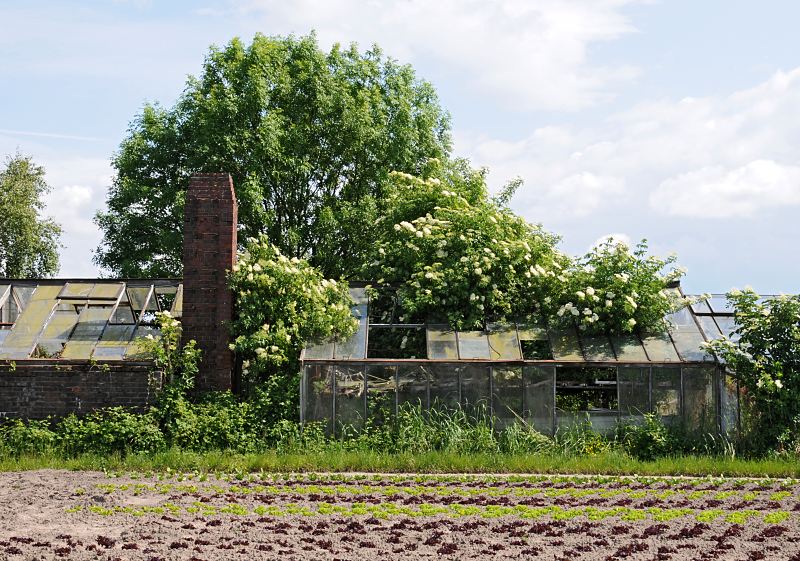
[1,448,800,478]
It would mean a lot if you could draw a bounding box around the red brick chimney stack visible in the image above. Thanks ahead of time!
[181,173,237,391]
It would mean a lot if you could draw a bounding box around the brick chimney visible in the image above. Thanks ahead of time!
[181,173,237,391]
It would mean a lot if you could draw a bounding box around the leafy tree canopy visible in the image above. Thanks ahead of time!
[0,154,61,278]
[363,159,687,334]
[707,289,800,453]
[95,33,451,278]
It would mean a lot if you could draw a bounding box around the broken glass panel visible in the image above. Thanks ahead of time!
[58,283,94,300]
[457,330,491,359]
[486,323,521,360]
[555,367,618,433]
[154,286,177,311]
[367,326,426,359]
[427,325,457,359]
[517,324,552,359]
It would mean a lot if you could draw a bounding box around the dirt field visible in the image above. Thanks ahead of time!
[1,470,799,560]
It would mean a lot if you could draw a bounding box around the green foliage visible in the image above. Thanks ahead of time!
[59,408,166,456]
[94,33,451,278]
[616,414,678,461]
[555,240,688,334]
[707,289,800,454]
[0,419,58,456]
[228,238,358,423]
[0,153,62,278]
[363,162,687,334]
[364,159,566,329]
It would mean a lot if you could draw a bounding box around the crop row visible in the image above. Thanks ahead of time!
[65,500,794,524]
[88,482,799,503]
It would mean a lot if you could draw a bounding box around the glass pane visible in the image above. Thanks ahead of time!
[366,364,396,424]
[367,326,425,358]
[127,286,155,315]
[110,303,136,325]
[334,304,367,359]
[707,295,733,314]
[691,300,712,314]
[611,334,648,362]
[61,307,114,359]
[618,367,650,418]
[93,324,137,360]
[652,367,681,424]
[492,366,523,430]
[429,364,460,411]
[460,364,490,417]
[90,283,125,301]
[720,373,739,436]
[58,282,94,300]
[457,330,490,359]
[714,316,739,341]
[697,316,723,341]
[641,332,680,362]
[549,329,584,361]
[0,285,61,359]
[304,339,334,360]
[668,307,699,332]
[12,285,36,310]
[171,284,183,317]
[523,365,555,435]
[671,331,711,362]
[581,334,616,361]
[35,310,80,357]
[303,364,334,432]
[335,364,365,433]
[397,364,428,411]
[487,323,521,360]
[683,366,716,433]
[427,325,457,359]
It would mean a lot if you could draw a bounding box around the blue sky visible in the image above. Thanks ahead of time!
[1,0,799,294]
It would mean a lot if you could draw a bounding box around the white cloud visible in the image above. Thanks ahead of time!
[230,0,642,111]
[458,67,800,221]
[591,232,632,251]
[651,160,800,218]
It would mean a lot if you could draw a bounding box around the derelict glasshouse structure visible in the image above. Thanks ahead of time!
[301,286,743,436]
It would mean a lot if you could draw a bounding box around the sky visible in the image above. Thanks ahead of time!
[1,0,799,294]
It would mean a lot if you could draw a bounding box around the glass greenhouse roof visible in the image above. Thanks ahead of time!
[0,279,181,360]
[302,288,753,364]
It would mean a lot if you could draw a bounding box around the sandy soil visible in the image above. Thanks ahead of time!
[0,470,798,560]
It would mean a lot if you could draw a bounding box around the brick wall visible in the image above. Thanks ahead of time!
[181,173,238,391]
[0,360,162,419]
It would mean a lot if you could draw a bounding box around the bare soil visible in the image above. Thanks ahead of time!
[0,470,799,560]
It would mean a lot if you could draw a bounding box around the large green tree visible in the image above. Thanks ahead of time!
[0,154,61,278]
[95,33,451,278]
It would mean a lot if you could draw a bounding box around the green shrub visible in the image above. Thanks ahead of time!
[0,419,58,456]
[59,408,165,456]
[617,414,677,461]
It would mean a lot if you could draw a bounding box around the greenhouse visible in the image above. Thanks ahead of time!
[301,286,742,436]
